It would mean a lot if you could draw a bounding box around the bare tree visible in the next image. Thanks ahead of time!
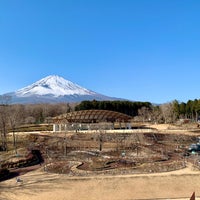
[138,106,151,122]
[150,106,163,123]
[0,95,11,151]
[7,105,25,154]
[160,102,175,123]
[0,105,8,151]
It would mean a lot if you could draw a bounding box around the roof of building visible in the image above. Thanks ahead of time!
[53,109,132,123]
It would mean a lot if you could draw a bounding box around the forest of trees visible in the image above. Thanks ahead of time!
[172,99,200,121]
[75,100,152,117]
[0,96,76,151]
[0,95,200,151]
[74,99,200,124]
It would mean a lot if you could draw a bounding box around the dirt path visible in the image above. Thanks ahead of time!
[1,163,200,200]
[2,125,200,200]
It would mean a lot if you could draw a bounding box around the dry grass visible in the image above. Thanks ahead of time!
[1,123,200,200]
[1,164,200,200]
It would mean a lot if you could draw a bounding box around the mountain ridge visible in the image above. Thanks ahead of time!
[3,75,122,104]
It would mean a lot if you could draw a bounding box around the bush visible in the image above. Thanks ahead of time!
[0,168,10,180]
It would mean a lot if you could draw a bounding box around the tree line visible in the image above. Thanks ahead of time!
[1,95,200,151]
[173,99,200,121]
[74,99,200,123]
[0,95,76,151]
[75,100,152,116]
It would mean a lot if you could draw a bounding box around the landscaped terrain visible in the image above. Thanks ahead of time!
[1,123,200,200]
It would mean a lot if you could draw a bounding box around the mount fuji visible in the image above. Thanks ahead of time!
[5,75,120,104]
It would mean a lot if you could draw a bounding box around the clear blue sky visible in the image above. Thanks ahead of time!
[0,0,200,104]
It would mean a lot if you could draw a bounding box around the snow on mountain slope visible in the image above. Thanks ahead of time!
[15,75,96,97]
[5,75,121,104]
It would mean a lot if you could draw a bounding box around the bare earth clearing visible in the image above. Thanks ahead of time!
[1,124,200,200]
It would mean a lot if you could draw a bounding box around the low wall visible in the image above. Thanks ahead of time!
[78,129,154,134]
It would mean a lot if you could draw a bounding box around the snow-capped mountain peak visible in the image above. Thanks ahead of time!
[16,75,95,97]
[4,75,120,104]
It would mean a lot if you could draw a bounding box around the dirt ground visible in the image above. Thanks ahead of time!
[0,163,200,200]
[1,123,200,200]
